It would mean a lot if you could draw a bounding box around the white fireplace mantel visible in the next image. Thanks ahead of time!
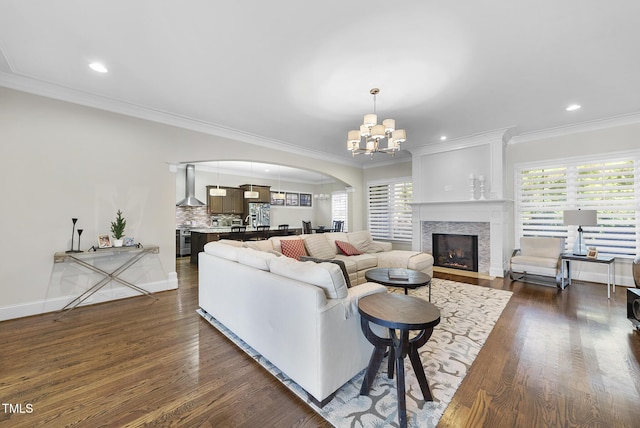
[410,199,513,277]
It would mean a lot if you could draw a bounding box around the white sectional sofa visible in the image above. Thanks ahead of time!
[198,240,387,406]
[251,230,434,285]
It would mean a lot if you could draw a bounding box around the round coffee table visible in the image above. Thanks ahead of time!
[365,268,432,301]
[358,293,441,428]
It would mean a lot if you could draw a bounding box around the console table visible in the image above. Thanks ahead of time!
[53,245,160,319]
[560,253,616,298]
[358,293,440,428]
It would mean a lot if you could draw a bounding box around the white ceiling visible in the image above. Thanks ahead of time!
[1,1,640,167]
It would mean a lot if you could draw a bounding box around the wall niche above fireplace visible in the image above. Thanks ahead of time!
[432,233,479,272]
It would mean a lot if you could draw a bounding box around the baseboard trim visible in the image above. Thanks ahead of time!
[0,272,178,322]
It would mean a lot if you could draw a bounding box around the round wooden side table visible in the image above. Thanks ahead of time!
[358,293,441,428]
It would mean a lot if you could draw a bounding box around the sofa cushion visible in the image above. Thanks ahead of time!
[303,234,335,259]
[348,230,384,253]
[217,239,245,248]
[244,239,274,252]
[335,240,362,256]
[203,241,240,261]
[376,250,426,269]
[269,258,348,299]
[237,247,278,271]
[334,253,378,271]
[323,232,349,256]
[280,239,308,260]
[300,256,352,288]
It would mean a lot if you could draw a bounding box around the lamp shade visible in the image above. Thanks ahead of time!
[563,209,597,226]
[371,124,386,139]
[382,119,395,132]
[347,130,361,144]
[392,129,406,144]
[210,187,226,196]
[244,191,259,199]
[363,114,377,127]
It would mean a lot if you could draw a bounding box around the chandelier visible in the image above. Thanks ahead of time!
[347,88,406,157]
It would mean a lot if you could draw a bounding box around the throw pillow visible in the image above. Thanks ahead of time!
[280,239,308,260]
[302,234,335,259]
[335,240,362,256]
[300,256,352,288]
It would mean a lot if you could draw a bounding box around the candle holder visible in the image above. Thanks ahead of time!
[77,229,84,252]
[478,176,487,200]
[469,177,476,200]
[66,218,79,253]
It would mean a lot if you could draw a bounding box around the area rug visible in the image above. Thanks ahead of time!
[197,278,512,427]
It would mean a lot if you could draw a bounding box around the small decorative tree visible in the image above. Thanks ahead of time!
[110,209,127,240]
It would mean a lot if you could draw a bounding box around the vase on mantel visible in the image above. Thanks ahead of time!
[113,238,124,248]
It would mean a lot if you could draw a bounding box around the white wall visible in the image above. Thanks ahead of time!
[0,87,366,320]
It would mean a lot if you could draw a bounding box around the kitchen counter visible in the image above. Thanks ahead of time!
[189,227,301,265]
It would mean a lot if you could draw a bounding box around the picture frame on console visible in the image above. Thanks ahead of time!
[586,247,598,258]
[98,234,112,248]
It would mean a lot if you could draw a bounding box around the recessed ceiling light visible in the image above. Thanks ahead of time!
[566,104,581,111]
[440,136,447,141]
[89,62,108,73]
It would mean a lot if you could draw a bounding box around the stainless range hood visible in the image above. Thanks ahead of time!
[176,164,205,207]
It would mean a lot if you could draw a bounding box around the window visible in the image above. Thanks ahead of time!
[515,152,640,258]
[331,191,348,232]
[367,178,413,241]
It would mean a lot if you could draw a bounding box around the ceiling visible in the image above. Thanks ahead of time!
[1,1,640,166]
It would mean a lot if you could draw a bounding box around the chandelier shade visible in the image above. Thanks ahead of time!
[347,88,406,158]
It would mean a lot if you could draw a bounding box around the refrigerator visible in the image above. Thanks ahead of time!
[248,203,270,227]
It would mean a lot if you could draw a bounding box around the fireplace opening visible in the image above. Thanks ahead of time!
[432,233,479,272]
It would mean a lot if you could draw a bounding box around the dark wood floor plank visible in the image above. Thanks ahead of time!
[1,258,639,427]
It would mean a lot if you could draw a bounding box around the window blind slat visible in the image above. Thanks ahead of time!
[367,179,412,241]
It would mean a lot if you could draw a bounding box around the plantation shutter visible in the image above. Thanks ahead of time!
[368,178,413,241]
[515,154,640,258]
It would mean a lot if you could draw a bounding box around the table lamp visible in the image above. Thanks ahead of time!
[563,209,598,256]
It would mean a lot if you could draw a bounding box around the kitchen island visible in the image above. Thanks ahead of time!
[189,227,301,265]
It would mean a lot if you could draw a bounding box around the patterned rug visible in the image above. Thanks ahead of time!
[197,278,512,427]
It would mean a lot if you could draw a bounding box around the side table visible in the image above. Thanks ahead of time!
[358,293,441,428]
[365,268,432,301]
[560,253,616,298]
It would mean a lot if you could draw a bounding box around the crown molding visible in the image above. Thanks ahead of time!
[0,72,361,168]
[510,112,640,144]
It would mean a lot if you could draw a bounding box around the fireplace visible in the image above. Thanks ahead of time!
[432,233,479,272]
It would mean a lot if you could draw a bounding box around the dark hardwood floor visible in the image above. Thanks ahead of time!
[1,257,639,427]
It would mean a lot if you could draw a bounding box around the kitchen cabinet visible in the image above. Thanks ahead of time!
[207,186,243,214]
